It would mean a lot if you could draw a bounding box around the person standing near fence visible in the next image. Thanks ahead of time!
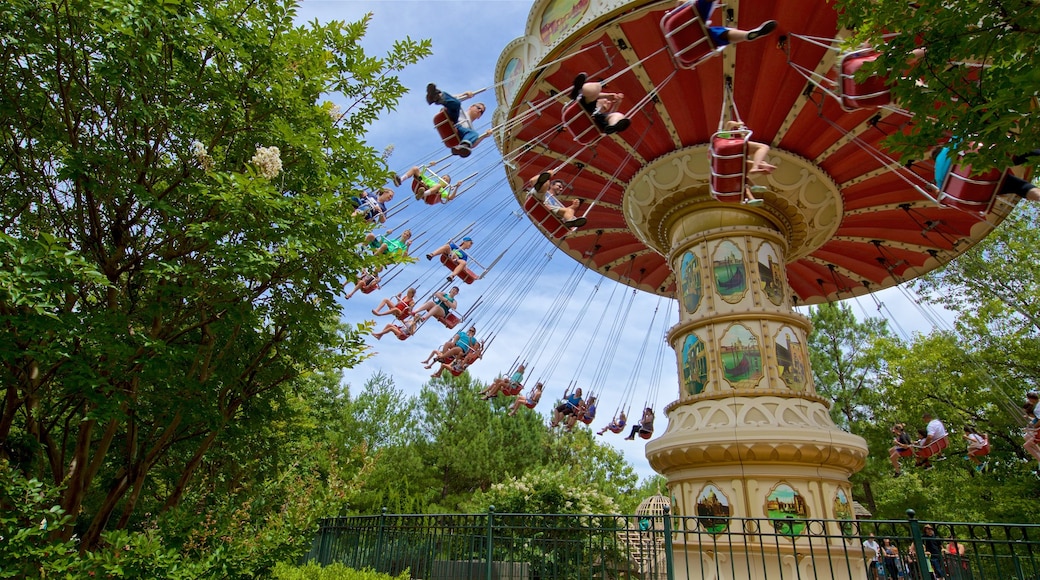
[923,524,946,579]
[863,534,880,579]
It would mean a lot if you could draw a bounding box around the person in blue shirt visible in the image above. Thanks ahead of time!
[597,412,628,436]
[480,364,525,400]
[423,326,477,369]
[550,388,584,428]
[426,237,474,282]
[565,395,598,431]
[352,188,394,223]
[931,142,1040,202]
[410,286,460,325]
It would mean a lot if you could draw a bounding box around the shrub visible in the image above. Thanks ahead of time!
[271,562,410,580]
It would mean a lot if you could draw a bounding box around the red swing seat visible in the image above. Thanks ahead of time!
[660,2,719,70]
[562,100,600,145]
[710,129,750,203]
[440,311,461,329]
[638,429,653,440]
[390,300,412,320]
[524,195,578,239]
[449,364,468,377]
[433,108,473,158]
[938,164,1005,213]
[360,282,379,294]
[412,175,449,205]
[915,435,949,460]
[439,254,478,284]
[838,49,893,111]
[973,443,991,457]
[503,382,523,397]
[608,424,625,434]
[580,415,595,425]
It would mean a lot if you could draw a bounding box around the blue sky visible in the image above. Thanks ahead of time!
[296,0,948,483]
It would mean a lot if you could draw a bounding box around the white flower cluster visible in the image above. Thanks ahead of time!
[487,468,619,515]
[327,102,343,122]
[190,140,214,171]
[382,144,395,161]
[251,146,282,180]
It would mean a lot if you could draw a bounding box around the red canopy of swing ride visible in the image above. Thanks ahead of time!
[496,0,1019,305]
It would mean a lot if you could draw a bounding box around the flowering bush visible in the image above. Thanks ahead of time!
[467,467,618,515]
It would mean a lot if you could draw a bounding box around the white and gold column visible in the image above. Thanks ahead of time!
[624,146,870,579]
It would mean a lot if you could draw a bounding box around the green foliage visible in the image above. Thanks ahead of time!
[271,562,410,580]
[0,0,430,567]
[835,0,1040,166]
[807,302,892,429]
[0,461,78,578]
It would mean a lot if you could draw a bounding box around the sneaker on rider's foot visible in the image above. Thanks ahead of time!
[426,83,443,105]
[747,20,777,41]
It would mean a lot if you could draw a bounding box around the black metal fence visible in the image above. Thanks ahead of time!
[306,509,1040,579]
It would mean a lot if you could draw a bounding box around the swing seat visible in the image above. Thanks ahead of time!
[638,429,653,440]
[973,443,991,457]
[412,177,448,205]
[608,424,625,434]
[524,400,539,409]
[915,435,949,460]
[449,365,467,377]
[580,416,595,425]
[661,2,720,70]
[938,165,1005,213]
[391,301,411,320]
[524,195,581,239]
[360,284,379,295]
[440,311,461,329]
[838,49,893,111]
[395,330,410,341]
[710,130,750,203]
[503,382,523,397]
[562,100,600,145]
[411,180,440,205]
[439,254,478,284]
[433,108,472,158]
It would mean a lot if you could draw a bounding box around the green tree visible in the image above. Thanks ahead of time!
[835,0,1040,165]
[807,302,893,429]
[0,0,429,551]
[412,372,548,512]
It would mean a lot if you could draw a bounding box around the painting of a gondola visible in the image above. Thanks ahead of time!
[834,488,854,537]
[766,483,809,537]
[680,251,702,314]
[757,242,785,306]
[682,334,708,395]
[713,240,747,303]
[538,0,590,45]
[696,484,731,534]
[774,326,808,391]
[720,324,762,384]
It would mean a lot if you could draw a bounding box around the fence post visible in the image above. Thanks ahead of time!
[907,509,931,580]
[313,516,330,564]
[376,507,387,574]
[663,505,675,580]
[486,505,496,580]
